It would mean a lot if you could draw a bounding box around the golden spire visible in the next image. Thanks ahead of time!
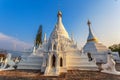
[87,20,98,42]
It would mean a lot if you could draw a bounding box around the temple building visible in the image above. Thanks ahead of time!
[17,11,98,76]
[83,20,120,63]
[0,10,120,76]
[40,11,98,76]
[15,11,120,76]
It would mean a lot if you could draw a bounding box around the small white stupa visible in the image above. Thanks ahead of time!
[83,20,120,63]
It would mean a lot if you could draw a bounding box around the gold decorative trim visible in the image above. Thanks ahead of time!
[87,38,98,42]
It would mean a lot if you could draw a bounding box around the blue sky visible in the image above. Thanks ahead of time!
[0,0,120,50]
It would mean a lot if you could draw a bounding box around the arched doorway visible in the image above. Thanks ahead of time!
[52,55,56,67]
[60,57,63,67]
[53,44,56,50]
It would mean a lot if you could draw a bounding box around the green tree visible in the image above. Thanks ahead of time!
[35,25,42,47]
[109,44,120,56]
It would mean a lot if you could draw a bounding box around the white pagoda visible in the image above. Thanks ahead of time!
[0,11,120,76]
[83,20,120,63]
[41,11,98,76]
[17,11,98,76]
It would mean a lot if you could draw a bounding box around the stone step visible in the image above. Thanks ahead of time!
[18,62,42,65]
[67,61,95,65]
[17,65,41,69]
[19,60,43,63]
[17,64,41,66]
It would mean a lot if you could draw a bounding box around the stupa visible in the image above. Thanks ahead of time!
[40,11,98,76]
[83,20,120,63]
[16,11,98,76]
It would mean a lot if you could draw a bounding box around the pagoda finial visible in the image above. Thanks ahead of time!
[57,11,62,24]
[87,20,91,27]
[57,11,62,17]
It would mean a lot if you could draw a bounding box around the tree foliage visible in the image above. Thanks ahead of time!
[35,25,42,47]
[109,44,120,55]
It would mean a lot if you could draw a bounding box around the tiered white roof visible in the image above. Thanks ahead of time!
[83,42,108,54]
[50,11,69,39]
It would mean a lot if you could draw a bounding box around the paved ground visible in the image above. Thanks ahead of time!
[0,64,120,80]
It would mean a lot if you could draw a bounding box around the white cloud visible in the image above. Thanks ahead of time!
[0,33,33,51]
